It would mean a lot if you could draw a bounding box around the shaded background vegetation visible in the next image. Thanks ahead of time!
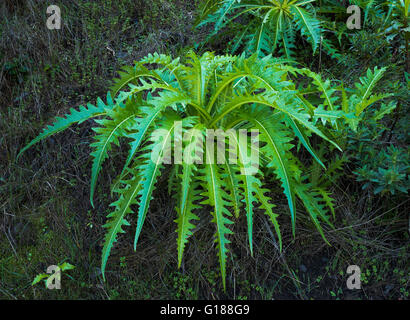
[0,0,408,299]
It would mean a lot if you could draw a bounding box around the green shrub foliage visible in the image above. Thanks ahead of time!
[18,51,388,289]
[197,0,341,59]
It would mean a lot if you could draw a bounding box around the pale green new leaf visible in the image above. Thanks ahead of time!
[291,5,322,52]
[17,93,114,159]
[240,106,298,235]
[90,100,140,206]
[133,114,195,249]
[254,185,282,251]
[101,171,137,279]
[175,182,201,268]
[200,156,234,290]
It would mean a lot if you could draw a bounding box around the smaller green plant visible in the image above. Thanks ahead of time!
[3,57,29,84]
[345,92,409,196]
[171,272,198,299]
[197,0,339,59]
[330,287,343,300]
[353,146,409,195]
[119,256,127,268]
[304,0,410,76]
[31,262,75,287]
